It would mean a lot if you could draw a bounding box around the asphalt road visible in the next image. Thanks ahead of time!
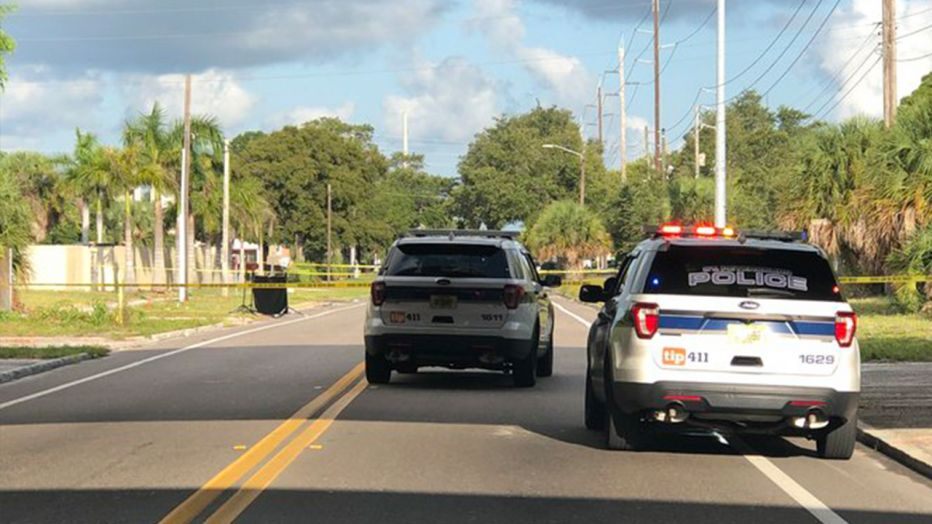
[0,298,930,524]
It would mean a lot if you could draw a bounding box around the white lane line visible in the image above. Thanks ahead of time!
[729,437,849,524]
[553,300,593,328]
[0,303,365,412]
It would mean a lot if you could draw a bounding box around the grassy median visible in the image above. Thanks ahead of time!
[1,286,368,340]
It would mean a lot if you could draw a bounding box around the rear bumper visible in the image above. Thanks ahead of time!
[365,334,534,368]
[611,381,859,420]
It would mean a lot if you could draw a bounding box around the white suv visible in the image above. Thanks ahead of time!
[364,230,561,387]
[582,225,860,459]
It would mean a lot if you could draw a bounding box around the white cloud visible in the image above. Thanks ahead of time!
[264,102,356,130]
[121,69,257,129]
[382,57,500,144]
[470,0,594,109]
[0,67,104,149]
[817,0,932,120]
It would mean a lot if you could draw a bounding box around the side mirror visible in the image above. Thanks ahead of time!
[541,274,562,287]
[603,277,618,296]
[579,284,605,303]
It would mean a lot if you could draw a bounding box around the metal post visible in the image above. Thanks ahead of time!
[714,0,727,227]
[326,183,332,282]
[579,150,586,206]
[694,106,701,179]
[596,84,603,145]
[619,44,627,181]
[221,139,231,297]
[179,74,192,302]
[652,0,662,174]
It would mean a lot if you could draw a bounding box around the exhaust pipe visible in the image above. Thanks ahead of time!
[790,409,829,430]
[652,403,690,424]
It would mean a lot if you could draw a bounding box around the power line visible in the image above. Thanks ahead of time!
[715,0,807,88]
[760,0,843,97]
[800,27,879,113]
[896,22,932,40]
[808,46,880,118]
[897,51,932,62]
[813,55,883,120]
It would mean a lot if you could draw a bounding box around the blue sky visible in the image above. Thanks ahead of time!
[1,0,930,177]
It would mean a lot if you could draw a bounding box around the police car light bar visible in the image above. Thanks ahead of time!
[405,229,521,240]
[643,224,805,242]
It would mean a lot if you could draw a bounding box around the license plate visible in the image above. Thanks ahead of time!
[430,295,457,309]
[727,323,767,345]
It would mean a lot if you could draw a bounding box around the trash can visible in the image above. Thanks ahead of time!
[252,274,288,316]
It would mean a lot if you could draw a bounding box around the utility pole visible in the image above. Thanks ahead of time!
[596,84,604,146]
[326,183,332,282]
[618,44,627,181]
[221,139,231,297]
[661,128,668,178]
[178,74,192,303]
[694,106,701,179]
[882,0,897,128]
[715,0,727,227]
[402,110,409,167]
[652,0,662,174]
[644,125,650,160]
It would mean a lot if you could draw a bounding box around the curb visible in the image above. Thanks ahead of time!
[0,353,92,385]
[857,425,932,480]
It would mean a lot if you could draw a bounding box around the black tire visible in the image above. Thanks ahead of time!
[513,327,538,388]
[603,353,647,450]
[396,363,418,374]
[536,334,554,378]
[585,374,605,430]
[817,414,857,460]
[605,407,647,451]
[365,351,391,384]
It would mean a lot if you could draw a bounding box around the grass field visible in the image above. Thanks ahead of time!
[1,286,368,340]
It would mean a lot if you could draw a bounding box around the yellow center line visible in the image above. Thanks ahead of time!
[205,378,370,523]
[159,361,364,524]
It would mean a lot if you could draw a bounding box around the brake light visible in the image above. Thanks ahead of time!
[503,284,525,309]
[694,225,716,237]
[631,302,659,339]
[370,281,386,306]
[659,223,683,236]
[834,311,857,347]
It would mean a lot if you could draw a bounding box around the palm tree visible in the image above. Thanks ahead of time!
[106,145,142,285]
[524,200,611,272]
[0,169,32,310]
[123,104,176,289]
[67,130,112,289]
[167,115,224,285]
[230,175,272,281]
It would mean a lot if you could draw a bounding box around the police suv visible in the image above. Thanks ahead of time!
[364,230,561,387]
[581,224,860,459]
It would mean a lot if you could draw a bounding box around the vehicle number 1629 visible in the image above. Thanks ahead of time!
[799,354,835,365]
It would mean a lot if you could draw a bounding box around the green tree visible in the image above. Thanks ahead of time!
[887,225,932,313]
[106,145,143,284]
[453,107,596,228]
[0,151,75,243]
[0,4,15,89]
[0,168,32,310]
[524,200,611,271]
[235,118,386,262]
[67,130,112,246]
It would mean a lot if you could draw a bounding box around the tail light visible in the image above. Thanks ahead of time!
[631,302,660,339]
[370,281,386,306]
[694,225,716,237]
[834,311,857,347]
[503,284,525,309]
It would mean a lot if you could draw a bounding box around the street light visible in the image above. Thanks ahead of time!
[542,144,586,206]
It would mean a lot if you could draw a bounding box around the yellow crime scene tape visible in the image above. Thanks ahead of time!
[13,274,931,291]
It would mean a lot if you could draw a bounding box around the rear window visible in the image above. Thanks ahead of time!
[642,246,842,301]
[384,243,510,278]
